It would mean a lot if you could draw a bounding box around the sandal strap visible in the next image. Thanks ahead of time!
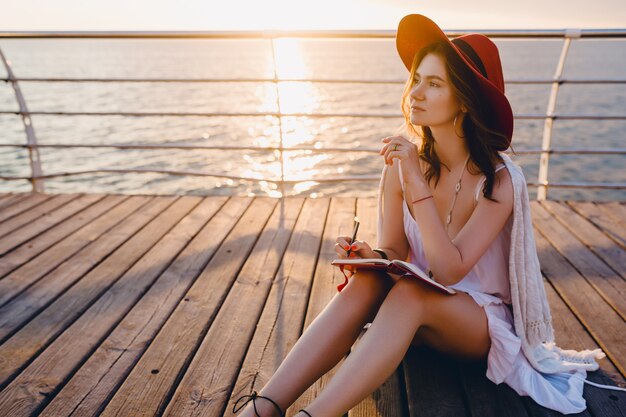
[299,409,313,417]
[232,390,285,417]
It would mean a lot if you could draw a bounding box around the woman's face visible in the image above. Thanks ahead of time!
[409,53,462,128]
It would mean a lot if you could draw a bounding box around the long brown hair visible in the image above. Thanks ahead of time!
[398,40,510,201]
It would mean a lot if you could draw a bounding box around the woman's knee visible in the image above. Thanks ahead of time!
[337,270,395,324]
[381,276,428,313]
[389,275,428,295]
[341,269,394,300]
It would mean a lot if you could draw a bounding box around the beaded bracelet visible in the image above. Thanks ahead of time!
[411,195,433,205]
[373,248,388,260]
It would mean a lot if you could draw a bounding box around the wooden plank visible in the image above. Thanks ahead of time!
[37,196,236,417]
[567,201,626,250]
[348,196,409,417]
[534,201,626,320]
[531,205,626,377]
[0,194,14,206]
[0,194,29,211]
[598,202,626,250]
[546,278,624,384]
[522,282,596,417]
[0,193,73,240]
[0,193,50,223]
[0,194,129,279]
[0,193,102,255]
[0,196,203,417]
[457,359,531,417]
[404,346,468,417]
[603,202,626,224]
[542,201,626,279]
[525,277,626,417]
[99,198,277,417]
[0,196,179,385]
[0,196,161,320]
[210,198,330,416]
[162,198,304,416]
[0,196,153,337]
[223,197,330,417]
[266,197,356,416]
[0,195,621,417]
[524,399,592,417]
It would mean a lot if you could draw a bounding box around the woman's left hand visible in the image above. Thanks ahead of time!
[380,136,425,185]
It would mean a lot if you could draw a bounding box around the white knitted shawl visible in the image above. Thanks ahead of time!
[377,152,605,374]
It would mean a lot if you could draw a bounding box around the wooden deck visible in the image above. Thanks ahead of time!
[0,192,624,417]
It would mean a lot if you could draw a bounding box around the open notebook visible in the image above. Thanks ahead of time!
[332,258,456,295]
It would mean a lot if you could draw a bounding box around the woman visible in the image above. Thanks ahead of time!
[232,14,611,417]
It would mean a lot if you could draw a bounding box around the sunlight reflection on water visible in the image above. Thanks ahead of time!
[0,37,624,200]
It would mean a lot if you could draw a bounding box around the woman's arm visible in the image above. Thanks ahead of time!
[376,161,410,261]
[406,167,514,285]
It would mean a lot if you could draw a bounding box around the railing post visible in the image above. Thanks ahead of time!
[537,29,580,200]
[270,37,286,198]
[0,47,44,192]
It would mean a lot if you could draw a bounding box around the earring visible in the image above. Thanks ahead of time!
[453,113,466,139]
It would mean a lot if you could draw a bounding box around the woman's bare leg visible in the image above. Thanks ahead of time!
[299,276,490,417]
[234,270,395,417]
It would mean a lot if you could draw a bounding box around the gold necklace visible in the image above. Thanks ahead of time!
[444,155,470,233]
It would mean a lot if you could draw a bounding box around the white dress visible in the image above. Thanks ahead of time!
[399,164,589,415]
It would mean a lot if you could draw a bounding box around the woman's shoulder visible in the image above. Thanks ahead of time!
[474,157,514,205]
[499,153,526,185]
[491,164,514,207]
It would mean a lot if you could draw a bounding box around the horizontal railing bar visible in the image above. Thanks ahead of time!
[0,143,382,152]
[516,79,626,84]
[1,169,624,189]
[0,143,383,153]
[3,77,626,84]
[526,182,626,189]
[1,29,625,39]
[528,148,626,155]
[0,77,403,84]
[0,110,625,120]
[0,110,391,118]
[0,142,625,155]
[0,169,382,183]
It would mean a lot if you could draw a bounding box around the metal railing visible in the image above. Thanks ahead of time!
[1,29,625,199]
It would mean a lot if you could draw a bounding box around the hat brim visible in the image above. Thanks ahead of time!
[396,14,513,147]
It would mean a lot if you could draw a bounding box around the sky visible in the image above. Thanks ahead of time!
[1,0,625,31]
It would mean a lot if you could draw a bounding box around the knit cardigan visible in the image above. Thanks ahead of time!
[376,152,605,374]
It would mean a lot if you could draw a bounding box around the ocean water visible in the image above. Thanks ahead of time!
[0,37,624,200]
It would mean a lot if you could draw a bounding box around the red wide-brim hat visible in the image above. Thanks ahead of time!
[396,14,514,149]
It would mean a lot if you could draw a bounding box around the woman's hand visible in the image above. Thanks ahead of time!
[379,136,426,186]
[335,236,377,272]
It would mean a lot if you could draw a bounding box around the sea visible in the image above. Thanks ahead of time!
[0,37,625,200]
